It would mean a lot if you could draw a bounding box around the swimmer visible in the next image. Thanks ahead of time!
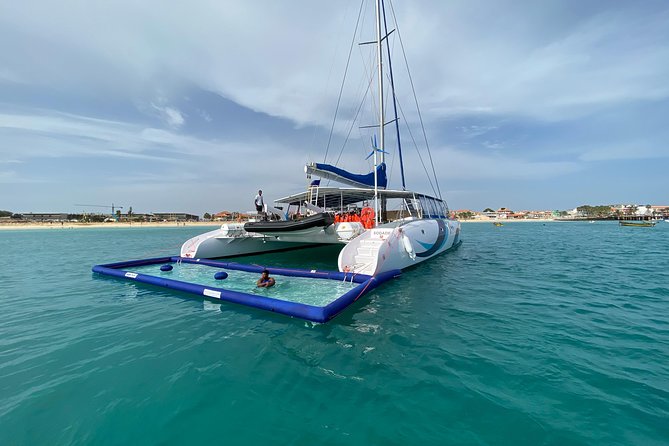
[256,269,275,288]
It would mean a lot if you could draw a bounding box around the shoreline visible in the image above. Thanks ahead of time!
[457,218,646,223]
[0,221,222,231]
[1,217,639,231]
[458,218,560,223]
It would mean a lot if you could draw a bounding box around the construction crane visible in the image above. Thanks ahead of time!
[74,203,124,220]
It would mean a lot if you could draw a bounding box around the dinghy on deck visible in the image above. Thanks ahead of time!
[243,213,338,243]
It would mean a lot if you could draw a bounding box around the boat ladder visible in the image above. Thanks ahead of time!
[307,180,320,207]
[351,238,383,275]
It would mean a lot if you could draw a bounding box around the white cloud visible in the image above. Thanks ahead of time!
[0,111,210,161]
[0,170,46,184]
[0,170,17,183]
[401,145,581,184]
[482,141,504,150]
[459,125,499,138]
[163,106,185,128]
[0,68,25,84]
[2,1,667,128]
[148,103,185,128]
[1,1,667,213]
[197,109,212,122]
[579,145,669,162]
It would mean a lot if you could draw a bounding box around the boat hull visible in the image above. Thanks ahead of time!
[180,225,308,259]
[619,221,655,227]
[338,218,461,275]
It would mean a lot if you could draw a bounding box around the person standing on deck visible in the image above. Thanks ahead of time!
[254,190,264,217]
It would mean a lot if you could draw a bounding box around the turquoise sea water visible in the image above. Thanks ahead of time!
[129,262,357,306]
[1,222,668,445]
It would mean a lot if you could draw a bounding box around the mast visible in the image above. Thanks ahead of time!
[374,0,384,227]
[381,0,405,190]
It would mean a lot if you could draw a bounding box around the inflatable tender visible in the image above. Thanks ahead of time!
[244,212,334,234]
[92,256,399,323]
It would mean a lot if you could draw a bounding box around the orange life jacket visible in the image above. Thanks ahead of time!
[360,207,375,229]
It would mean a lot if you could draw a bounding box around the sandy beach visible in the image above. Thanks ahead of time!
[0,221,222,231]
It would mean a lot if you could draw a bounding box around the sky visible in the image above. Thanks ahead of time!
[1,0,668,216]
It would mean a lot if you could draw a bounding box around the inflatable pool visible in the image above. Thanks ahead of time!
[92,256,400,323]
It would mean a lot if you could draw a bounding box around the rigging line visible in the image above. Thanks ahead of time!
[325,3,375,187]
[323,0,366,164]
[382,2,406,190]
[388,0,442,200]
[308,0,355,159]
[395,96,438,198]
[356,34,379,160]
[325,47,376,187]
[382,71,396,185]
[333,77,373,168]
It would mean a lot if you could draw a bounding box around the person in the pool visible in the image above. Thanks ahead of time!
[256,269,275,288]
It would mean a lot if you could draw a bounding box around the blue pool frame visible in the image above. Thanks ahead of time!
[92,257,400,323]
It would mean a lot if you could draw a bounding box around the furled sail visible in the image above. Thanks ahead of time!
[305,162,387,189]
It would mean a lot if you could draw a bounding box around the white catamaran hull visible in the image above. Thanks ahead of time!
[338,219,461,276]
[181,222,366,259]
[180,224,307,259]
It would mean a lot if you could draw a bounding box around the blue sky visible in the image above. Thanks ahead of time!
[1,0,668,215]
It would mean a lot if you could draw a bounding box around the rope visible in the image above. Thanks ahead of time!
[388,0,443,200]
[353,277,374,302]
[323,0,366,164]
[395,98,438,197]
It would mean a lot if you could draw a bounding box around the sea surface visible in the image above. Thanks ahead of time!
[0,222,667,445]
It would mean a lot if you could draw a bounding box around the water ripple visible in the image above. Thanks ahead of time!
[0,223,668,444]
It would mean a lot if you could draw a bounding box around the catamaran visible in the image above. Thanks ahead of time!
[181,0,461,275]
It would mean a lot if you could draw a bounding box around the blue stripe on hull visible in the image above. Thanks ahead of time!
[415,219,448,258]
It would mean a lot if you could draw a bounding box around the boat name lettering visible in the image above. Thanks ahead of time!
[124,272,138,279]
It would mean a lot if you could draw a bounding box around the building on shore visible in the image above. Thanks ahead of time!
[21,213,70,222]
[150,213,199,222]
[212,211,250,221]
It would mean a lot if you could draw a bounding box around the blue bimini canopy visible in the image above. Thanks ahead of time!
[306,162,387,189]
[92,256,400,323]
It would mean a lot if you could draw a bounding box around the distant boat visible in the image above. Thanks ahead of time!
[619,221,655,227]
[589,220,596,223]
[493,222,503,227]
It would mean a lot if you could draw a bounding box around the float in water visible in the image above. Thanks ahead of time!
[92,256,399,323]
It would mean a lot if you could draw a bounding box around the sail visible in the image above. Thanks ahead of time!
[306,162,387,189]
